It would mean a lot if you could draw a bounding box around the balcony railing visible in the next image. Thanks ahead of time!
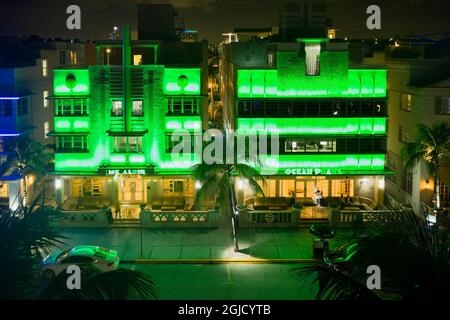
[141,208,220,228]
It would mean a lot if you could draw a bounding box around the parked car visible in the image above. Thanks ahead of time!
[41,246,120,279]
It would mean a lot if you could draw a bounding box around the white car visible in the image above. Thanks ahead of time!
[42,246,120,279]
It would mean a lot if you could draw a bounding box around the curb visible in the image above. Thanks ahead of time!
[120,258,321,264]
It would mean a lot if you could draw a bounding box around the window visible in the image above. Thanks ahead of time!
[401,171,413,195]
[169,180,184,193]
[42,59,48,77]
[166,134,195,153]
[69,51,77,65]
[133,55,143,66]
[400,93,412,111]
[285,138,335,153]
[267,52,275,67]
[59,51,67,65]
[435,97,450,115]
[128,137,142,153]
[56,99,87,116]
[0,137,4,153]
[132,100,143,116]
[111,100,123,116]
[56,136,88,152]
[167,98,199,115]
[113,137,143,153]
[17,98,28,116]
[44,122,50,139]
[43,91,49,108]
[0,100,13,117]
[305,43,321,76]
[398,125,410,143]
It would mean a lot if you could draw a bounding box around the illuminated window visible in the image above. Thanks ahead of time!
[400,93,412,111]
[132,100,143,116]
[111,100,123,116]
[69,51,78,65]
[305,43,321,76]
[0,182,8,198]
[285,138,335,153]
[133,55,143,66]
[42,59,48,77]
[56,136,87,152]
[113,137,142,153]
[44,121,50,139]
[43,90,49,108]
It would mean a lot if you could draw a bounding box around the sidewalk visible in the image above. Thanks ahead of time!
[56,227,348,261]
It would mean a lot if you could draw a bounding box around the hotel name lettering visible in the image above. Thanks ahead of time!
[285,168,343,175]
[99,169,151,176]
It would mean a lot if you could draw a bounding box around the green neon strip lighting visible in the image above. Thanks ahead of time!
[54,69,90,96]
[163,68,201,95]
[237,69,386,98]
[164,116,202,132]
[55,118,90,132]
[255,154,386,175]
[237,118,386,135]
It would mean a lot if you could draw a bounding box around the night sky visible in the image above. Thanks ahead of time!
[0,0,449,43]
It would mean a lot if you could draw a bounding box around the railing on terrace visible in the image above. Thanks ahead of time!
[238,208,302,228]
[55,208,109,228]
[141,208,220,228]
[329,210,394,227]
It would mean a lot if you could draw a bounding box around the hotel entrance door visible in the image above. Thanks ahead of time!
[117,175,144,219]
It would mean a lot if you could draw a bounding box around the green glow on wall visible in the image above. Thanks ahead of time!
[164,116,202,132]
[255,154,386,175]
[237,118,386,135]
[237,69,386,98]
[55,118,89,132]
[54,69,90,96]
[163,68,201,95]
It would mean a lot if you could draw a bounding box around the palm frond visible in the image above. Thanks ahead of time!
[293,264,380,300]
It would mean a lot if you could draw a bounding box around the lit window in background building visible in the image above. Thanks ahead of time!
[327,28,336,39]
[305,43,321,76]
[43,90,49,108]
[133,55,143,66]
[42,59,48,77]
[400,93,412,111]
[70,51,78,65]
[44,121,50,139]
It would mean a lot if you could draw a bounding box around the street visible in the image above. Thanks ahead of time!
[121,263,319,300]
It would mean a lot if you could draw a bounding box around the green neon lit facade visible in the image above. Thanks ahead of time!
[237,69,387,98]
[53,66,203,175]
[163,68,201,95]
[54,69,90,96]
[237,118,386,135]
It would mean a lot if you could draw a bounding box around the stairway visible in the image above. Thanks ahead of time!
[112,219,141,228]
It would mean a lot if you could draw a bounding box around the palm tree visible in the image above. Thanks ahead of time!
[0,194,66,299]
[295,209,450,300]
[193,162,265,252]
[402,122,450,211]
[38,264,158,300]
[0,136,53,207]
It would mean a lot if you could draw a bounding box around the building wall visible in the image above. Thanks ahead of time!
[385,58,450,213]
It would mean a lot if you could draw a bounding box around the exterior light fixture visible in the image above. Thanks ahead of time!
[195,180,202,190]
